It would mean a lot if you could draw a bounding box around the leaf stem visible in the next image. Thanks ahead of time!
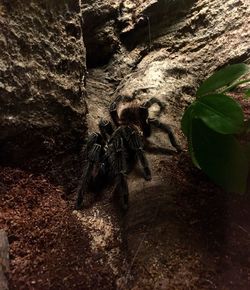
[222,78,250,93]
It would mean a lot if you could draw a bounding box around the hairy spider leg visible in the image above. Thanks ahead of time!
[142,97,165,113]
[128,127,152,181]
[138,106,151,137]
[108,134,129,210]
[76,133,105,209]
[109,102,119,126]
[75,162,93,209]
[149,119,182,152]
[80,132,103,165]
[98,119,114,141]
[139,98,165,138]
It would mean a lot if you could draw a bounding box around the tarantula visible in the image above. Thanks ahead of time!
[75,96,181,211]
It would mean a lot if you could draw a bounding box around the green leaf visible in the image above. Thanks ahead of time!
[197,63,250,97]
[192,119,248,194]
[187,123,200,168]
[181,104,195,137]
[194,94,244,134]
[222,79,250,94]
[182,105,201,167]
[244,143,250,162]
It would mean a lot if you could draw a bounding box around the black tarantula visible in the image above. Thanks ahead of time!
[75,95,181,211]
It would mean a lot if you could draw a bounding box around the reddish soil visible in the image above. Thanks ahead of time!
[0,167,116,290]
[177,154,250,290]
[1,151,250,289]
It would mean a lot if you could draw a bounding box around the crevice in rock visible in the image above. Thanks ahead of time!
[81,2,120,68]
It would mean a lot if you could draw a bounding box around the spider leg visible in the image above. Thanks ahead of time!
[108,135,129,210]
[142,97,165,113]
[75,133,105,209]
[138,106,151,138]
[129,128,152,181]
[138,98,165,138]
[75,161,93,209]
[115,173,129,211]
[99,119,114,141]
[139,97,166,137]
[149,119,182,152]
[109,101,119,126]
[80,132,102,165]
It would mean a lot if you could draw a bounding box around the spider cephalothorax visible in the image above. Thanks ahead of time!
[109,95,164,137]
[75,96,181,211]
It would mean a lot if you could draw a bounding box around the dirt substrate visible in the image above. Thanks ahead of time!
[125,153,250,290]
[1,152,250,289]
[0,167,116,290]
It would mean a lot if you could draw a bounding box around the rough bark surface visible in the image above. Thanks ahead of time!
[0,0,87,165]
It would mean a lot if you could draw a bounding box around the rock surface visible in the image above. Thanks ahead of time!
[0,0,87,165]
[82,0,250,289]
[113,0,250,119]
